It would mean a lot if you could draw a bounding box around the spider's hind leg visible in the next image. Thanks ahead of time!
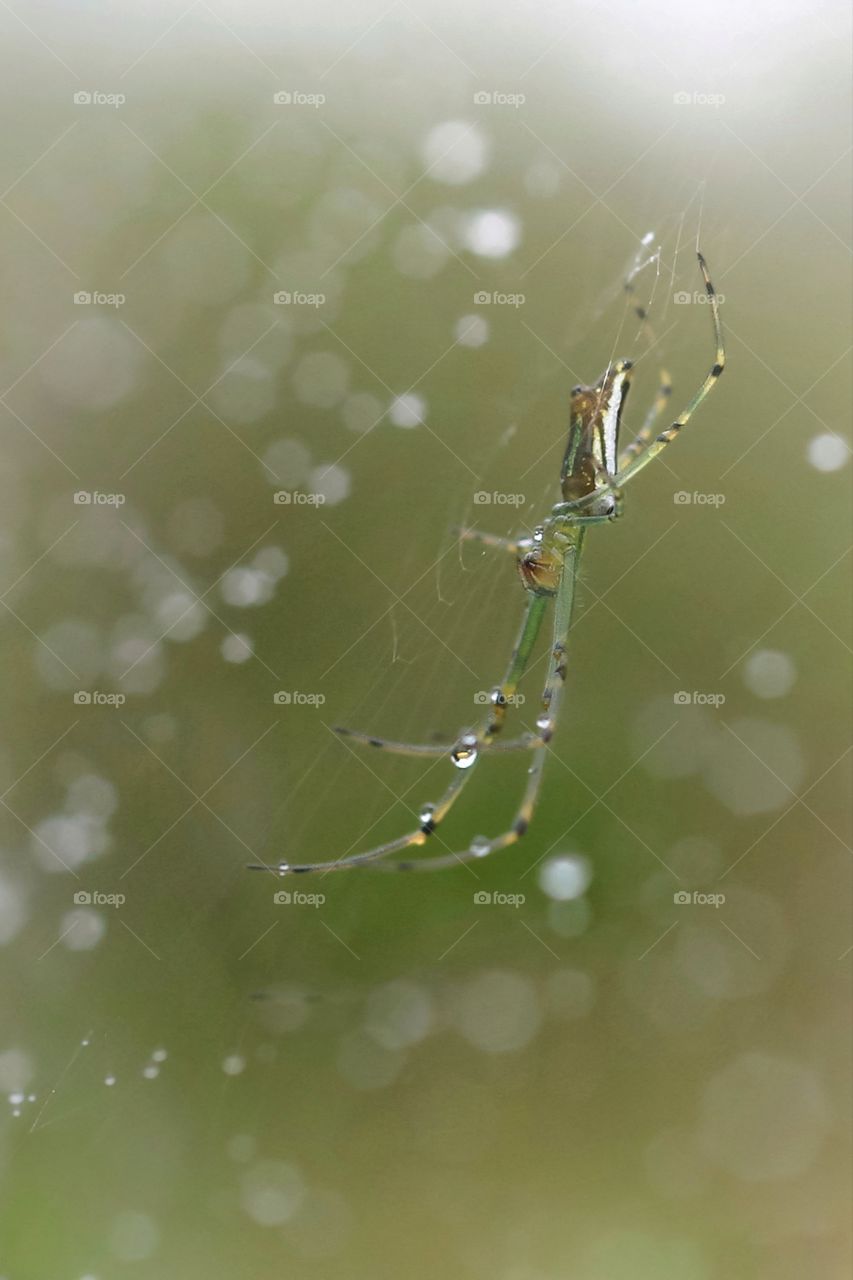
[372,535,583,872]
[331,727,452,758]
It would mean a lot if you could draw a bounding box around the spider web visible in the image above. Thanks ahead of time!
[271,203,720,871]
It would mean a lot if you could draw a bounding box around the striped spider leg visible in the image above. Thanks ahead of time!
[621,247,673,464]
[251,251,724,875]
[615,254,724,486]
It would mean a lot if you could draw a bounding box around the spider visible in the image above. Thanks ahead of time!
[252,250,724,876]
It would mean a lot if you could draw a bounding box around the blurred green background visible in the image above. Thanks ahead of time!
[0,2,850,1277]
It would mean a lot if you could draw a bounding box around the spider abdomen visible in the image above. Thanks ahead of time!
[517,547,560,596]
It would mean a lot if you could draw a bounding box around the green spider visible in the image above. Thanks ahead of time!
[252,251,725,876]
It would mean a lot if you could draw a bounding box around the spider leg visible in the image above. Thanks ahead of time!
[256,590,552,874]
[374,749,548,870]
[248,826,427,875]
[619,245,674,469]
[247,754,476,875]
[454,526,528,554]
[331,727,452,757]
[373,534,584,871]
[615,252,724,489]
[330,526,533,760]
[618,368,673,469]
[331,725,542,757]
[330,519,592,763]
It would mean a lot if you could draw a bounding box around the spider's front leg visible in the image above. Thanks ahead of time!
[550,499,623,525]
[453,525,530,555]
[615,252,725,488]
[618,368,672,468]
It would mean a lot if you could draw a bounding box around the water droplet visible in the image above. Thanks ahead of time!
[221,633,254,664]
[308,461,351,507]
[536,716,552,735]
[277,863,290,877]
[807,431,849,472]
[451,743,478,769]
[151,1048,167,1063]
[389,392,426,429]
[533,526,544,543]
[469,836,491,857]
[142,1065,159,1080]
[455,313,488,347]
[105,1074,116,1086]
[421,121,489,185]
[419,804,435,825]
[742,649,796,699]
[463,208,521,258]
[539,854,592,901]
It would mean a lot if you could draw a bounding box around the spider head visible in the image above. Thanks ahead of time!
[560,360,632,515]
